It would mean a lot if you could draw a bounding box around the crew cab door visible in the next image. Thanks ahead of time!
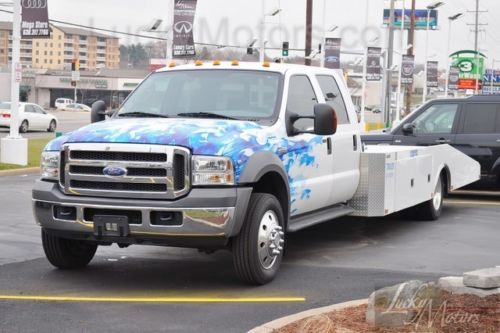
[315,74,360,203]
[284,74,336,215]
[392,102,460,146]
[454,103,500,178]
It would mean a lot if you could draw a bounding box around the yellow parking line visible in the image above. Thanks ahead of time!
[0,295,305,303]
[444,200,500,206]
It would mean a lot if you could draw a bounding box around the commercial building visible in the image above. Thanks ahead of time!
[0,22,120,71]
[0,68,148,109]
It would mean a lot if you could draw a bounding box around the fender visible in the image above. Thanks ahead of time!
[239,151,291,219]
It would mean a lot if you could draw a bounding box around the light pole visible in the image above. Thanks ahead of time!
[395,0,405,123]
[0,0,28,166]
[444,13,463,98]
[320,25,338,68]
[260,1,281,63]
[423,1,444,104]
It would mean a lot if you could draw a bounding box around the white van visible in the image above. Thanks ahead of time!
[55,98,74,110]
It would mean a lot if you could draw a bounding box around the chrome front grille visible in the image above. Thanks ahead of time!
[59,143,190,200]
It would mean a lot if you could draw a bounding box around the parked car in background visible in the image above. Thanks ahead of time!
[62,103,91,112]
[0,102,58,133]
[55,98,74,110]
[362,95,500,185]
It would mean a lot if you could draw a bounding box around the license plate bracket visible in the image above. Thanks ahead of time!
[93,215,129,237]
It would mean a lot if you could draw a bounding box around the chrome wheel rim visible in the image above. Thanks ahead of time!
[257,210,284,270]
[50,121,55,131]
[433,178,443,210]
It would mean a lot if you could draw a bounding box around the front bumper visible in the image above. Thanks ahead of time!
[32,180,252,248]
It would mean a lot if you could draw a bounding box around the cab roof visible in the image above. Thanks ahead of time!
[155,61,339,75]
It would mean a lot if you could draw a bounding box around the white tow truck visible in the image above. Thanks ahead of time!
[33,62,480,285]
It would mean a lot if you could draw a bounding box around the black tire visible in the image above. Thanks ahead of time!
[232,193,285,285]
[418,175,445,221]
[47,120,56,132]
[42,229,98,269]
[19,120,28,133]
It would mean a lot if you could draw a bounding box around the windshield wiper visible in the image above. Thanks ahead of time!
[118,111,170,118]
[176,112,238,120]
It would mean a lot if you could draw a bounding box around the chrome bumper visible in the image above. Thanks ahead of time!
[32,180,252,245]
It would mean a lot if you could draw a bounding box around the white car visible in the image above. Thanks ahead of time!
[55,98,74,110]
[62,103,91,112]
[0,102,58,133]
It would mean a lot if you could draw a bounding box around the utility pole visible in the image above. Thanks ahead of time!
[305,0,313,66]
[467,0,487,94]
[404,0,416,116]
[384,0,396,124]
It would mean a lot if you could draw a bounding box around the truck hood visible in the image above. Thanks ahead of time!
[45,118,285,158]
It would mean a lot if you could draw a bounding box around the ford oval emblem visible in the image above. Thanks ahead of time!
[103,166,128,177]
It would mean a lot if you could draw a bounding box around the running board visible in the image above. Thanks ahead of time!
[287,204,355,232]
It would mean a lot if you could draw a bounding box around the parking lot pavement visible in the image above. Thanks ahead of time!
[0,174,499,332]
[0,110,90,139]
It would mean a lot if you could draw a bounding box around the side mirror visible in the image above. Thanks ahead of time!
[313,104,337,136]
[402,123,415,136]
[287,103,337,136]
[91,100,107,123]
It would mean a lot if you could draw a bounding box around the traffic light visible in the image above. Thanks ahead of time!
[282,42,289,57]
[71,59,80,71]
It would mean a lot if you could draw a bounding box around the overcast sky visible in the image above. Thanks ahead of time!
[1,0,499,67]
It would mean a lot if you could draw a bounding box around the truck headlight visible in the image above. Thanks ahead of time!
[192,156,234,186]
[41,151,60,181]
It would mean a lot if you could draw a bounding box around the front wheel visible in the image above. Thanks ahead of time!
[418,176,445,221]
[42,229,98,269]
[47,120,56,132]
[232,193,285,285]
[19,120,28,133]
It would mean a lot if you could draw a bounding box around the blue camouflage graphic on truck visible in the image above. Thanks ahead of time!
[45,118,323,214]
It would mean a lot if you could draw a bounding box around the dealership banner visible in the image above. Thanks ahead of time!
[483,69,500,95]
[426,61,439,88]
[401,55,415,85]
[324,38,341,69]
[21,0,50,38]
[366,47,382,81]
[448,66,460,91]
[172,0,197,58]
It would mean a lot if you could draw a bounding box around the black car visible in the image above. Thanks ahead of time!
[362,95,500,185]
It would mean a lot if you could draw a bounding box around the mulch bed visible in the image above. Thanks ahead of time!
[278,293,499,333]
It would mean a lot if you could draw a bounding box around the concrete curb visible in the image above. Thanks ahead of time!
[248,299,368,333]
[0,167,39,177]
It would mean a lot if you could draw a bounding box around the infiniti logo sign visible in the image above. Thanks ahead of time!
[103,166,128,177]
[174,21,193,34]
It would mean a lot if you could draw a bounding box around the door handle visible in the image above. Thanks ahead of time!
[435,138,451,144]
[326,137,332,155]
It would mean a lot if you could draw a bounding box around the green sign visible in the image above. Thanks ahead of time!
[450,50,486,89]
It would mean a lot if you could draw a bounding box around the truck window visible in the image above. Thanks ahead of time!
[118,70,281,121]
[287,75,317,131]
[316,75,350,124]
[412,104,458,135]
[461,104,498,134]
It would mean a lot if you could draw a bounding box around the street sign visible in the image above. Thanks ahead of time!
[450,51,485,90]
[172,0,198,58]
[401,55,414,85]
[483,69,500,95]
[71,71,80,82]
[383,9,438,30]
[15,62,22,83]
[21,0,50,38]
[324,38,341,69]
[448,66,460,91]
[426,61,439,88]
[366,47,382,81]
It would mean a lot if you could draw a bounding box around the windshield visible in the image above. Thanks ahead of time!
[116,70,282,121]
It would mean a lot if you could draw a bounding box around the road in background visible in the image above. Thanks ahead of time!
[0,110,90,140]
[0,174,499,332]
